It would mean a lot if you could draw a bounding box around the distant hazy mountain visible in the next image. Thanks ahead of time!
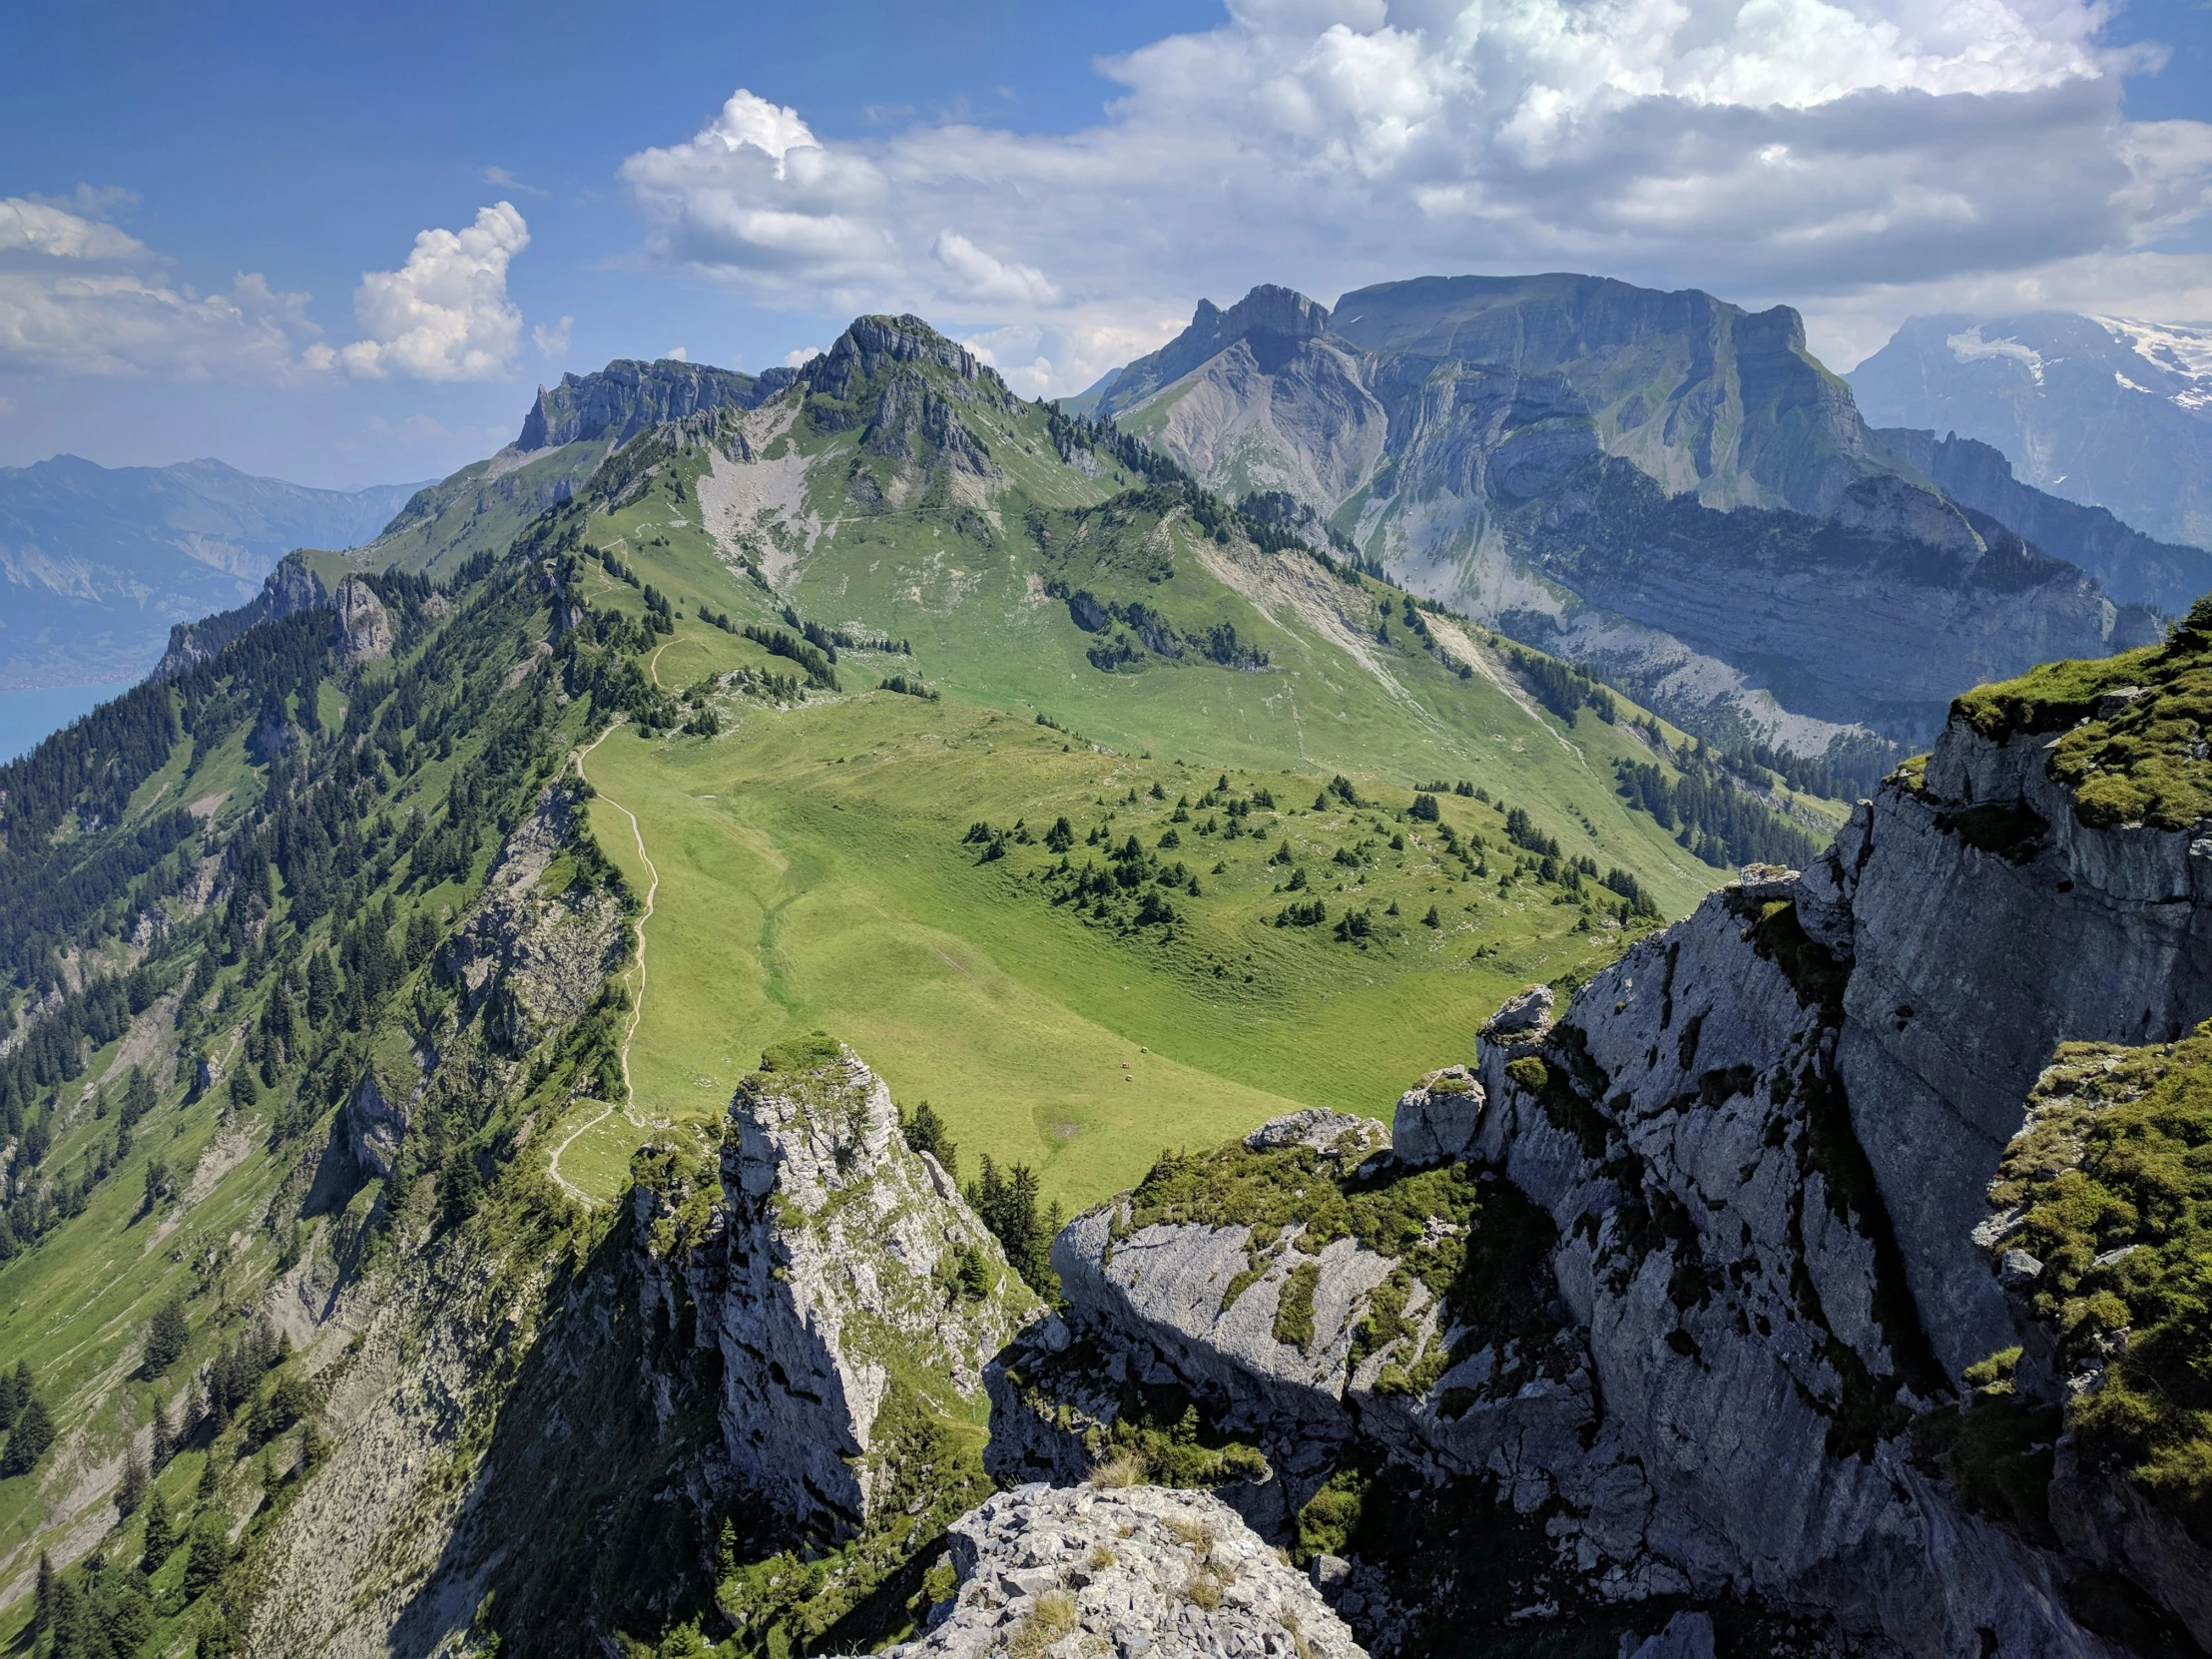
[1095,275,2165,744]
[1848,312,2212,552]
[0,454,421,689]
[1871,426,2212,614]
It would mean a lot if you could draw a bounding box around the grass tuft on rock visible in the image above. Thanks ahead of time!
[1989,1025,2212,1545]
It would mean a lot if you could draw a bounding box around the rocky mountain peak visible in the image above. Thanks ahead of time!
[517,356,770,451]
[1098,283,1335,418]
[639,1038,1044,1535]
[807,313,1004,398]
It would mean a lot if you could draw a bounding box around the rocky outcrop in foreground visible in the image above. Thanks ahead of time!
[1001,629,2212,1655]
[639,1041,1043,1536]
[853,1483,1365,1659]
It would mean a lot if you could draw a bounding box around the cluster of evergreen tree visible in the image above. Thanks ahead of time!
[1717,730,1906,805]
[1506,644,1618,727]
[740,624,839,691]
[1614,750,1823,869]
[0,1360,54,1476]
[964,1157,1062,1300]
[1042,404,1184,487]
[893,1102,1060,1300]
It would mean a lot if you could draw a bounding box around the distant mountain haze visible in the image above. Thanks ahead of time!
[0,453,422,690]
[1092,274,2177,746]
[1848,312,2212,553]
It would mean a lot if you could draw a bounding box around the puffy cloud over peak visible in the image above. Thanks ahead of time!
[335,203,532,382]
[618,0,2211,394]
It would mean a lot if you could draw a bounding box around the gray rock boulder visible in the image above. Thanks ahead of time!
[1480,984,1553,1040]
[1388,1065,1483,1167]
[851,1483,1365,1659]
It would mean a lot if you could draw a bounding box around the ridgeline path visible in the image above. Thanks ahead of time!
[547,711,664,1204]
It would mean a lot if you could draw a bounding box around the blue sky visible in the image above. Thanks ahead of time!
[4,0,2209,489]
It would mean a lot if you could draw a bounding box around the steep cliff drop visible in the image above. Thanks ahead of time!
[1000,606,2212,1656]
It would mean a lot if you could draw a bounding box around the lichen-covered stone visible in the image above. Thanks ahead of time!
[846,1483,1366,1659]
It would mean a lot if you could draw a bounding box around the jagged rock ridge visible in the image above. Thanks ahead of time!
[999,619,2212,1654]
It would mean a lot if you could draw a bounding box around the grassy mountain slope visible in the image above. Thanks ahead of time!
[508,316,1836,1201]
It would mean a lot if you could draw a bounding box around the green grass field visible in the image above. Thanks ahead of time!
[527,401,1834,1210]
[566,672,1680,1211]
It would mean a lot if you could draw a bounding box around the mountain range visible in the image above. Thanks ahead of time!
[0,456,422,691]
[1849,311,2212,553]
[1,304,2210,1657]
[1089,276,2193,748]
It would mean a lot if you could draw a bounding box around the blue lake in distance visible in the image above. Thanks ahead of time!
[0,682,141,764]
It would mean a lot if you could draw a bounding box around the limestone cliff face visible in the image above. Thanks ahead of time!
[332,573,393,661]
[1012,672,2212,1652]
[517,356,775,451]
[150,550,326,680]
[1808,707,2212,1379]
[637,1046,1042,1536]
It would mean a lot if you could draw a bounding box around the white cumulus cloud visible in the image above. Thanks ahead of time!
[618,0,2212,391]
[0,197,147,261]
[0,195,552,385]
[336,203,531,381]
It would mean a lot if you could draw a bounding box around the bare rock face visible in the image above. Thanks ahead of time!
[1386,1066,1483,1168]
[332,574,393,661]
[343,1070,407,1180]
[1024,840,2152,1653]
[852,1483,1366,1659]
[440,787,629,1060]
[152,551,327,680]
[638,1043,1043,1536]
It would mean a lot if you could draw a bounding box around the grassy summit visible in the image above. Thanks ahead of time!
[1990,1029,2212,1545]
[1954,595,2212,830]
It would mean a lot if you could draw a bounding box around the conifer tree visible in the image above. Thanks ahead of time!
[31,1550,53,1630]
[2,1390,54,1474]
[141,1488,178,1571]
[144,1294,190,1377]
[152,1395,176,1467]
[117,1446,148,1517]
